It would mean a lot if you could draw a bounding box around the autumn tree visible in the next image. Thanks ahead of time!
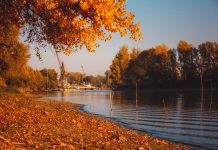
[105,70,112,87]
[22,66,46,91]
[125,50,151,86]
[0,24,48,91]
[125,46,141,85]
[198,41,218,86]
[67,72,84,84]
[168,48,179,81]
[0,0,142,54]
[96,75,107,88]
[113,41,218,89]
[85,75,106,87]
[40,69,58,89]
[130,47,140,60]
[125,44,178,88]
[109,45,130,87]
[84,75,95,84]
[177,40,199,81]
[146,44,176,84]
[0,24,30,87]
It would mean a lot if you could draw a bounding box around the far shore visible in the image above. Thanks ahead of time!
[0,92,190,149]
[114,84,217,91]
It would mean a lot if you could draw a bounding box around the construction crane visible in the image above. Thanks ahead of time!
[55,51,67,88]
[81,65,85,84]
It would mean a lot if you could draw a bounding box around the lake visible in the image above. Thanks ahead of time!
[44,89,218,150]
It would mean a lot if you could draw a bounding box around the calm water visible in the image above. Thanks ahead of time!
[44,89,218,150]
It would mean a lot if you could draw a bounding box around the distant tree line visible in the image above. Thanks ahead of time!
[2,24,217,91]
[0,24,58,91]
[107,41,218,90]
[0,23,109,91]
[67,72,107,88]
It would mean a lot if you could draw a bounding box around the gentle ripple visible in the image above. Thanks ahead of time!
[44,89,218,150]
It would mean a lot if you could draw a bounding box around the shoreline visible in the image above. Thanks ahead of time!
[0,92,190,149]
[78,103,204,150]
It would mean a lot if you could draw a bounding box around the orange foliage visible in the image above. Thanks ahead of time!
[154,44,169,55]
[0,93,189,149]
[0,0,142,53]
[177,40,192,51]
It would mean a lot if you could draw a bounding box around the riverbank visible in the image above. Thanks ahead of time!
[0,93,189,149]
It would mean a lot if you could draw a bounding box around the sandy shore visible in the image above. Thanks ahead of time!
[0,93,190,150]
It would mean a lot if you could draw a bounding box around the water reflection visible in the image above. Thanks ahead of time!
[209,89,213,112]
[45,89,218,150]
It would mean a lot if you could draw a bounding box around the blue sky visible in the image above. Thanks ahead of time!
[28,0,218,75]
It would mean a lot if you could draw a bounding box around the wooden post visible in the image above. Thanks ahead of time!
[136,82,138,110]
[163,99,167,114]
[200,64,204,112]
[209,83,213,112]
[135,82,139,126]
[46,68,48,97]
[109,91,113,116]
